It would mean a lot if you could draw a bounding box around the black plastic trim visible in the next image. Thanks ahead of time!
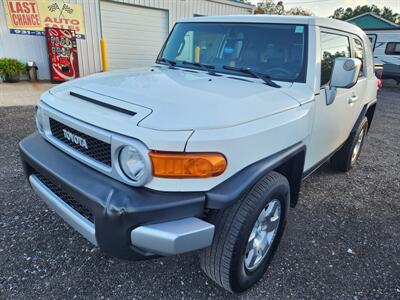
[70,91,137,116]
[19,133,205,260]
[365,102,377,131]
[20,134,309,259]
[351,100,377,134]
[351,104,368,134]
[205,142,306,209]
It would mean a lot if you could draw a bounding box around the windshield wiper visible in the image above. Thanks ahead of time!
[158,58,177,69]
[222,65,281,88]
[182,61,221,76]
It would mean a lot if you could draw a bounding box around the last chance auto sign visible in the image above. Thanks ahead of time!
[3,0,86,39]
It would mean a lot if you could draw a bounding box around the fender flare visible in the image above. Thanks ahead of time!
[205,142,306,209]
[351,100,377,134]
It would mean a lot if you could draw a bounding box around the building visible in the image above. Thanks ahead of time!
[346,13,400,83]
[0,0,253,80]
[346,12,399,30]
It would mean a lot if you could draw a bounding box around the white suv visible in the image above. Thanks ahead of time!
[20,15,378,292]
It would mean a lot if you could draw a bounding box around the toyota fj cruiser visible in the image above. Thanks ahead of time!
[20,16,378,292]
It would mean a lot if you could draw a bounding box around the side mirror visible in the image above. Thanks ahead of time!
[325,58,362,105]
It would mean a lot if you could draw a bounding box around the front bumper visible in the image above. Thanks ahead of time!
[20,133,214,260]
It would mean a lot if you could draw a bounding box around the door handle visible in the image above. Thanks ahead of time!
[348,95,359,104]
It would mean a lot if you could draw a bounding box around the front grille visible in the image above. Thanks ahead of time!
[34,172,94,223]
[49,118,111,166]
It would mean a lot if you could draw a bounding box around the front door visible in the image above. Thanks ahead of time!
[305,29,361,171]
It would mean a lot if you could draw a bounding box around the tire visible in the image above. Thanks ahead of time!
[199,171,290,293]
[331,117,368,172]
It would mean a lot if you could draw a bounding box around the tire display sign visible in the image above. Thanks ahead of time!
[3,0,86,39]
[45,27,80,82]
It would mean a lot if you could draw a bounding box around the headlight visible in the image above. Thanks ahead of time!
[35,105,44,134]
[119,145,150,184]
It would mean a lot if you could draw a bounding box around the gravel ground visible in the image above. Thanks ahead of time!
[0,88,399,299]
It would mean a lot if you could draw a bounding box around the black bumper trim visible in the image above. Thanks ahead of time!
[20,133,206,260]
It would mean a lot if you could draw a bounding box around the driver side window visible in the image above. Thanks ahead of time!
[320,32,351,87]
[352,37,365,76]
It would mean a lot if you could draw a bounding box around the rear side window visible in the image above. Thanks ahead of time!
[320,32,351,86]
[385,42,400,55]
[353,37,364,76]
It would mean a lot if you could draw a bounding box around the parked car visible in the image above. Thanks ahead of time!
[19,15,378,292]
[366,29,400,83]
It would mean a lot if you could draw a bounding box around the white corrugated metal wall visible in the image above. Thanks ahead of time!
[104,0,253,31]
[0,0,252,80]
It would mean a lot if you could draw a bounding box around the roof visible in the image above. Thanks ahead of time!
[179,15,366,36]
[213,0,254,9]
[346,12,399,30]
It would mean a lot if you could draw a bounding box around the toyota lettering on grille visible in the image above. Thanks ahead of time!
[62,129,89,149]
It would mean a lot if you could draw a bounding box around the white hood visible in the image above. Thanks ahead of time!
[49,67,311,131]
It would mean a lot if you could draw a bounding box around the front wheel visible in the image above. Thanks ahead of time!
[199,171,290,293]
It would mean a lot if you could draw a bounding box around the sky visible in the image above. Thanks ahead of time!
[248,0,400,17]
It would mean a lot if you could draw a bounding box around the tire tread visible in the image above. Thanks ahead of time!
[199,171,289,292]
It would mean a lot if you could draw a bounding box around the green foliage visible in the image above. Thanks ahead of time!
[285,7,313,16]
[321,51,347,86]
[331,5,399,24]
[254,0,312,16]
[0,58,26,79]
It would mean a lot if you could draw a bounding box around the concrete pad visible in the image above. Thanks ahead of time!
[0,81,57,107]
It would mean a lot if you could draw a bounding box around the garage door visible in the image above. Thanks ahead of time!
[100,1,169,70]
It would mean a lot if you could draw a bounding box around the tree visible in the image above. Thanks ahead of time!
[285,7,313,16]
[254,0,312,16]
[331,5,399,24]
[254,0,285,15]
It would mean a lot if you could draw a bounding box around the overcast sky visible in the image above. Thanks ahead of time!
[248,0,400,17]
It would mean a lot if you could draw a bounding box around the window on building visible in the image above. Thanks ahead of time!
[385,42,400,55]
[353,37,364,76]
[320,32,351,87]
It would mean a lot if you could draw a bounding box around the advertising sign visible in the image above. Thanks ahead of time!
[3,0,85,39]
[45,27,80,82]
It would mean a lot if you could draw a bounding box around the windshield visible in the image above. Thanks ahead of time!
[158,22,308,83]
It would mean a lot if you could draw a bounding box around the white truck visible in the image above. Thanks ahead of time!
[20,16,378,292]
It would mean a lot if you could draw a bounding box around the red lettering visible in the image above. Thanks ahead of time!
[28,2,37,13]
[53,18,62,24]
[22,2,30,13]
[9,1,38,13]
[8,2,16,13]
[70,19,79,25]
[11,13,41,26]
[11,15,18,24]
[8,1,40,26]
[14,2,23,13]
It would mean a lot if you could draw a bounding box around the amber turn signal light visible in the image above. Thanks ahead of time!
[149,151,227,178]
